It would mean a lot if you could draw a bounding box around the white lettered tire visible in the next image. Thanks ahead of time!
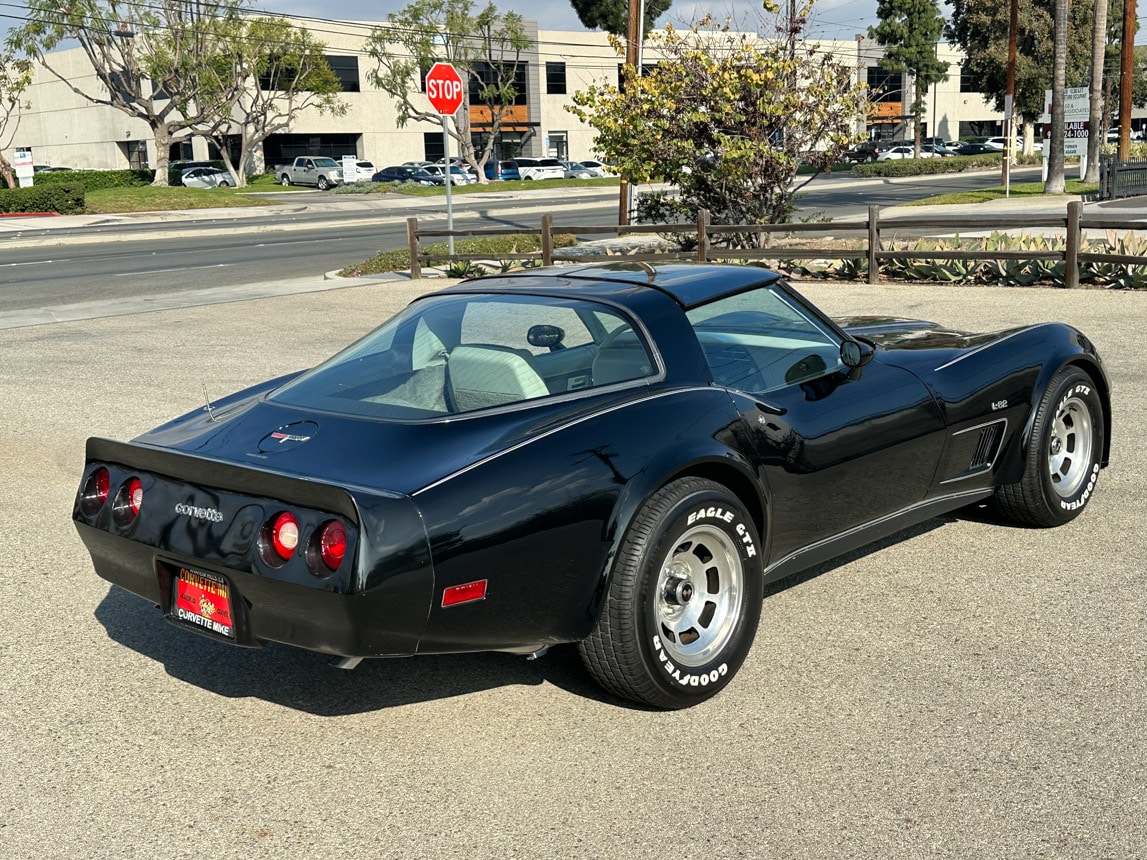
[994,366,1104,527]
[579,477,763,708]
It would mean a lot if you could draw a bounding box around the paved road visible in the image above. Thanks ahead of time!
[0,169,1055,311]
[1,273,1143,859]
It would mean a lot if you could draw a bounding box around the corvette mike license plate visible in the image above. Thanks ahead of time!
[172,567,235,639]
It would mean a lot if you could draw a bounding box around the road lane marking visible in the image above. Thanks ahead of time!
[117,264,233,276]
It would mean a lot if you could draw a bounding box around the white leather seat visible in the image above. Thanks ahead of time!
[448,345,549,411]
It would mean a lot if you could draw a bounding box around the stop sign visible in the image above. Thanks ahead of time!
[425,62,465,116]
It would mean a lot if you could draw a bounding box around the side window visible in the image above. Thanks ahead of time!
[687,288,842,393]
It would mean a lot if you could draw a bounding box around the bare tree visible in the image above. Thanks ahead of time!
[364,0,532,181]
[10,0,250,185]
[193,17,347,187]
[0,50,32,188]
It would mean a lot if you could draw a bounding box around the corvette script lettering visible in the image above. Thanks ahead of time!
[174,503,224,523]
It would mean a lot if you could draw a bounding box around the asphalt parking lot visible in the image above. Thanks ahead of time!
[1,276,1143,859]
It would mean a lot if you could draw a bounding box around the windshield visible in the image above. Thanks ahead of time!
[270,293,657,419]
[313,158,339,168]
[687,286,842,393]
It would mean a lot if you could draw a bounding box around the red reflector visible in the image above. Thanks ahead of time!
[127,477,143,515]
[81,467,110,517]
[442,579,488,607]
[318,520,347,571]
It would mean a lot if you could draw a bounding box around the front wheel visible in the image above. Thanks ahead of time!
[994,366,1104,527]
[317,176,330,190]
[579,477,763,709]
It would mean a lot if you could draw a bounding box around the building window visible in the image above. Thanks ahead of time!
[546,62,566,94]
[867,67,903,101]
[470,61,528,106]
[960,66,980,93]
[617,64,658,93]
[124,140,148,169]
[424,132,445,163]
[325,55,360,92]
[547,131,568,159]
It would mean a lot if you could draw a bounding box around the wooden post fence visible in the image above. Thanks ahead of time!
[404,202,1139,287]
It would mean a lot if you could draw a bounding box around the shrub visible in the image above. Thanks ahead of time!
[340,233,578,276]
[0,181,86,214]
[34,168,154,190]
[851,153,1003,178]
[331,181,387,195]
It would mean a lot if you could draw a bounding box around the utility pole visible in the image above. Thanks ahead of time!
[618,0,641,226]
[1119,0,1136,159]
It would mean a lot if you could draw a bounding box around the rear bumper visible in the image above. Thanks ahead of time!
[78,523,431,657]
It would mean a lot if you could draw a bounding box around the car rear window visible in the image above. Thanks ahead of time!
[269,293,657,419]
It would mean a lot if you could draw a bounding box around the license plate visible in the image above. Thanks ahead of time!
[172,567,235,639]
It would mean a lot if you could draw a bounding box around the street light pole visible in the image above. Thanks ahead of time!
[1003,0,1018,195]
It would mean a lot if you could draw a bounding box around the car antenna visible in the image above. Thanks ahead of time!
[202,383,217,422]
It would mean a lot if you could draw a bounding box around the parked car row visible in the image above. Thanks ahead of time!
[369,157,614,186]
[846,137,1051,162]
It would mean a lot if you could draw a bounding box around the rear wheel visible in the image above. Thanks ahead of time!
[994,366,1104,527]
[579,477,763,709]
[279,175,291,186]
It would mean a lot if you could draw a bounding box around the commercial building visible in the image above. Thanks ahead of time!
[13,18,1016,172]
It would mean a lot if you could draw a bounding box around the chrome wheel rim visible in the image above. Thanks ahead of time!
[1048,394,1094,498]
[654,524,743,668]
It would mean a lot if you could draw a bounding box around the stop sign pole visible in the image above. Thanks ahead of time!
[425,62,465,257]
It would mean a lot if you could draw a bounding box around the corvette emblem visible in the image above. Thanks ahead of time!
[257,421,320,454]
[271,431,311,444]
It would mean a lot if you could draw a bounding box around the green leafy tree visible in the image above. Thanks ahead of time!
[363,0,531,181]
[0,50,32,188]
[193,17,347,187]
[568,0,673,36]
[867,0,948,155]
[947,0,1095,152]
[8,0,251,185]
[568,18,869,241]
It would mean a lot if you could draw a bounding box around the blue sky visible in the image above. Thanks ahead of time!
[0,0,887,51]
[265,0,886,43]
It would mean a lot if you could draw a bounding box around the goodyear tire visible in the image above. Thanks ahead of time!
[994,366,1104,527]
[579,477,763,709]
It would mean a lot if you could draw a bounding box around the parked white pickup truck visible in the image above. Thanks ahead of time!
[276,156,343,189]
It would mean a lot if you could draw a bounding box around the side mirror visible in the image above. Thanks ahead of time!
[528,324,566,351]
[840,338,875,369]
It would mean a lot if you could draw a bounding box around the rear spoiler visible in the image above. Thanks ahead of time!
[85,437,361,525]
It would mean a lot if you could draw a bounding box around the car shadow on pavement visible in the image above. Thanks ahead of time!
[763,517,950,598]
[93,587,618,714]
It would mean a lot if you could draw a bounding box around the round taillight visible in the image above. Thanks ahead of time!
[80,467,110,517]
[267,511,299,562]
[316,520,347,572]
[112,477,144,526]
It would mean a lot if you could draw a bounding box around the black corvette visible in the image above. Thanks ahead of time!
[74,264,1111,708]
